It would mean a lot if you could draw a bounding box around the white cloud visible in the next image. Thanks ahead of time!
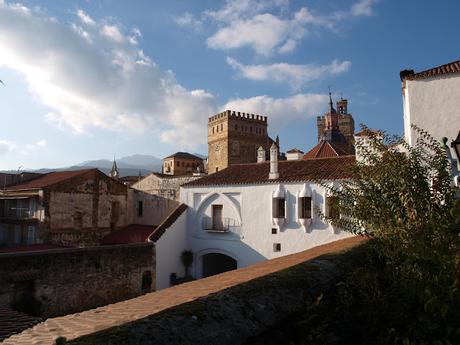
[223,93,328,128]
[173,12,203,30]
[351,0,379,16]
[0,139,47,156]
[176,0,379,55]
[0,2,218,150]
[227,57,351,89]
[77,9,95,26]
[207,8,321,56]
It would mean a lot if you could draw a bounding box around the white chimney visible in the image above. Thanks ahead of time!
[257,146,265,163]
[269,142,279,180]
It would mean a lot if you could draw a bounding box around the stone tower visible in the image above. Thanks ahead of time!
[208,110,271,173]
[316,95,355,145]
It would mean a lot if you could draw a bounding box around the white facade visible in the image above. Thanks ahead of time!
[403,73,460,160]
[154,211,188,290]
[180,181,351,279]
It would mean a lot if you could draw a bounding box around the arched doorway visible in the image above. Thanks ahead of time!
[202,253,237,278]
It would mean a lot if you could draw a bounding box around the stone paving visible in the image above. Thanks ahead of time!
[1,236,365,345]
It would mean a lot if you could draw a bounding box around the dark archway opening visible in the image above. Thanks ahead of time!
[202,253,237,278]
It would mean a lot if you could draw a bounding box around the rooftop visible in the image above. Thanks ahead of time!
[401,58,460,81]
[3,169,97,191]
[101,224,157,245]
[303,141,353,159]
[164,152,204,160]
[149,203,188,242]
[183,156,355,187]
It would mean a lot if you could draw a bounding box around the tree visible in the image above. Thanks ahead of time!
[320,125,460,344]
[181,250,193,277]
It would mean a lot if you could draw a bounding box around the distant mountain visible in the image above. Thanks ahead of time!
[1,154,163,177]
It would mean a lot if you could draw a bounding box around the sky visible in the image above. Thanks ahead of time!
[0,0,459,170]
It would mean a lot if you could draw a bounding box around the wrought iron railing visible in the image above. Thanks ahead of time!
[202,217,241,235]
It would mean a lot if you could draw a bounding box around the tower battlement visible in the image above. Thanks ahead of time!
[208,110,267,124]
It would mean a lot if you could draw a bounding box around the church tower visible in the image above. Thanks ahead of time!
[110,158,120,179]
[207,110,272,173]
[316,93,355,145]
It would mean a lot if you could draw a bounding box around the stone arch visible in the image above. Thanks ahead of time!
[195,192,242,224]
[195,248,239,278]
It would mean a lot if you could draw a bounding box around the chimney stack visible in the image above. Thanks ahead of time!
[269,142,279,180]
[257,146,265,163]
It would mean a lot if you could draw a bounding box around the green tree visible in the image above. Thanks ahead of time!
[320,125,460,344]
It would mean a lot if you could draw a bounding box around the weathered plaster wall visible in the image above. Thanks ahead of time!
[0,244,155,318]
[47,172,129,246]
[404,75,460,159]
[181,182,352,278]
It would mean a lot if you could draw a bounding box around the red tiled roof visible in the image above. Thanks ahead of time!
[149,204,188,242]
[286,148,304,154]
[4,169,97,191]
[403,59,460,80]
[101,224,157,245]
[303,141,352,159]
[183,156,355,187]
[164,152,203,160]
[0,244,68,254]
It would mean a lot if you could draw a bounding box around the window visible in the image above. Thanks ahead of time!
[215,167,219,172]
[182,161,185,167]
[271,228,277,234]
[235,124,238,130]
[220,123,223,131]
[250,126,252,132]
[0,224,5,244]
[212,205,224,230]
[299,197,312,219]
[138,201,143,217]
[14,225,21,244]
[177,161,180,167]
[273,243,281,252]
[326,197,340,219]
[272,198,285,218]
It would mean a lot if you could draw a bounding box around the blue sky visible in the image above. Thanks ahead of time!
[0,0,459,170]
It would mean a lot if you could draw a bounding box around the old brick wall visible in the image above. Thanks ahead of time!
[0,243,155,318]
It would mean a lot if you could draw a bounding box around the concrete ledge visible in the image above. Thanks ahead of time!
[69,243,364,344]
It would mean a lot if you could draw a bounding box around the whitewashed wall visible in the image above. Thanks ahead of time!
[181,182,352,279]
[403,74,460,160]
[154,211,188,290]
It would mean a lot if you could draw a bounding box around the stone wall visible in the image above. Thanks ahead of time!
[0,243,155,318]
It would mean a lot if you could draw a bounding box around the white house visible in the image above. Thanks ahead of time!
[177,145,355,281]
[401,59,460,162]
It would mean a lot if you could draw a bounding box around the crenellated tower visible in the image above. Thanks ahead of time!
[208,110,272,173]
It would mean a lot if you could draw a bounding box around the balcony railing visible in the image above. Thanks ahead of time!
[202,217,241,234]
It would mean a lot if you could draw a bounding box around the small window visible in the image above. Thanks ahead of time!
[212,127,215,134]
[326,197,340,219]
[212,204,224,231]
[176,161,180,167]
[220,123,223,131]
[138,201,143,217]
[235,124,238,130]
[215,167,219,172]
[299,197,312,219]
[272,198,285,218]
[273,243,281,252]
[250,126,252,132]
[271,228,277,234]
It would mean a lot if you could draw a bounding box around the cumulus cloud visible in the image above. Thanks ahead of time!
[175,0,379,55]
[0,2,219,149]
[173,12,203,30]
[227,57,351,89]
[223,93,328,128]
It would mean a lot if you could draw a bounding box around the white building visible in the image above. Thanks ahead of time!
[401,59,460,162]
[176,148,354,282]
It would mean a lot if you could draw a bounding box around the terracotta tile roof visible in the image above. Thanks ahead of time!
[4,169,97,191]
[286,148,304,154]
[183,156,355,187]
[149,203,188,242]
[402,59,460,80]
[0,307,42,341]
[303,141,352,159]
[101,224,157,245]
[164,152,203,160]
[0,244,69,254]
